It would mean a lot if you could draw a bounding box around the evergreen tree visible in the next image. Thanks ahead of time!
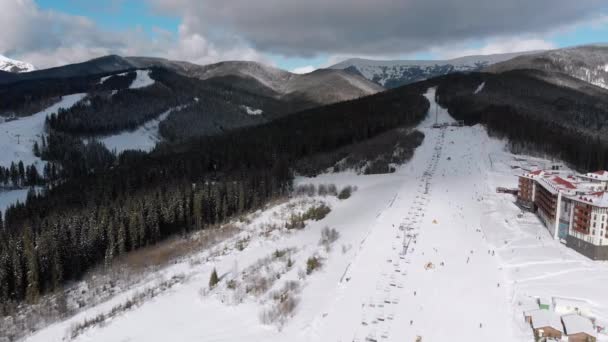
[209,268,219,288]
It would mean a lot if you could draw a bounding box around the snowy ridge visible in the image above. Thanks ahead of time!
[330,51,540,87]
[0,54,35,73]
[486,45,608,90]
[0,93,87,168]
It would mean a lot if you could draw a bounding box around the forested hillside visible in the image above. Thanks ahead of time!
[0,84,428,308]
[429,70,608,171]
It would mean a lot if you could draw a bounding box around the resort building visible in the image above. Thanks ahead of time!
[517,169,608,260]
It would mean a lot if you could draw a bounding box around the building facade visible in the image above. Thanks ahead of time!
[517,170,608,260]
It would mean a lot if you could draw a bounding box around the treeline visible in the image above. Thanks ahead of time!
[0,162,44,188]
[40,132,116,180]
[0,84,429,306]
[433,70,608,172]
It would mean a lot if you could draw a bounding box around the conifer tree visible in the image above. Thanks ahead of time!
[209,268,219,288]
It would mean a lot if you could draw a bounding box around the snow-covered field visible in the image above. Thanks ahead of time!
[20,88,608,342]
[0,93,86,168]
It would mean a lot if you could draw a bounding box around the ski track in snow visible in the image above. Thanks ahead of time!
[22,87,608,342]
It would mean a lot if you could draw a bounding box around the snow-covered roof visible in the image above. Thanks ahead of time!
[553,297,589,309]
[562,314,596,337]
[567,191,608,208]
[521,169,545,179]
[532,170,606,197]
[530,310,564,332]
[583,170,608,181]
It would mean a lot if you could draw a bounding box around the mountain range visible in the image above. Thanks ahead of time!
[0,55,382,109]
[0,55,35,73]
[329,51,540,88]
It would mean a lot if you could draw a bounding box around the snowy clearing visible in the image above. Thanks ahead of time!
[0,93,86,168]
[98,70,154,89]
[242,105,264,115]
[129,70,155,89]
[21,88,608,342]
[96,109,171,154]
[99,72,128,84]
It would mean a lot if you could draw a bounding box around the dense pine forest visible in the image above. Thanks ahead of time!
[0,83,429,308]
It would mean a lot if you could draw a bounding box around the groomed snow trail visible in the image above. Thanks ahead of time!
[311,88,515,342]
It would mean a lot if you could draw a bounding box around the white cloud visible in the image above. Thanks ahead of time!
[291,65,316,74]
[150,0,606,57]
[0,0,269,69]
[431,38,557,59]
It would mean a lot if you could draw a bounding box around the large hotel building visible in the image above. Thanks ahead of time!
[517,169,608,260]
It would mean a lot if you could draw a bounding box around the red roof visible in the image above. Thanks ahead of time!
[594,170,607,175]
[553,176,576,189]
[530,170,543,175]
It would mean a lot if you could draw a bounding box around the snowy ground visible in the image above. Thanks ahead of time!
[21,88,608,342]
[0,94,86,168]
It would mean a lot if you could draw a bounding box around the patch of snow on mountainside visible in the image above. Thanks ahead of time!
[241,105,263,115]
[130,70,155,89]
[99,72,128,84]
[0,54,35,73]
[0,93,87,168]
[474,82,485,94]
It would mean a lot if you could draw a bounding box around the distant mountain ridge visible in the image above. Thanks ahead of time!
[0,55,383,108]
[330,51,540,88]
[0,55,35,73]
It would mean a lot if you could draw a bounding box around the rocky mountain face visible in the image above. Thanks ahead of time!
[485,45,608,89]
[329,51,538,88]
[0,55,35,73]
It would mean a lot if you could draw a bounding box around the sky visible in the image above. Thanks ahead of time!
[1,0,607,72]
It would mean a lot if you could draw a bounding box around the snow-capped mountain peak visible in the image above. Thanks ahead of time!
[0,55,35,73]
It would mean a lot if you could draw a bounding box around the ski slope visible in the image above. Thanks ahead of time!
[97,109,171,154]
[0,93,86,168]
[22,88,608,342]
